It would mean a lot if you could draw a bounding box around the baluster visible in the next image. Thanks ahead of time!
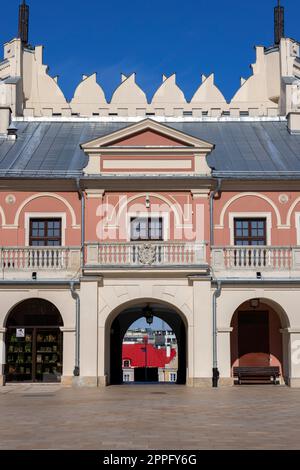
[239,248,243,267]
[3,248,6,269]
[29,248,33,268]
[8,249,13,269]
[278,249,282,269]
[274,250,279,268]
[24,248,28,269]
[61,249,65,269]
[102,245,105,265]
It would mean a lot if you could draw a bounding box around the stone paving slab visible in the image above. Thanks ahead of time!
[0,384,300,450]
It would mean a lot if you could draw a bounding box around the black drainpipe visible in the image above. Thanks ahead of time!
[209,178,222,247]
[76,177,85,268]
[72,177,84,377]
[212,280,222,387]
[71,281,80,377]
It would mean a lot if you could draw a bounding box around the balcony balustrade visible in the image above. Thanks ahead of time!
[211,246,300,273]
[0,247,81,279]
[86,242,207,268]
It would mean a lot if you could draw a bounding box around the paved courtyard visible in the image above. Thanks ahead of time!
[0,383,300,450]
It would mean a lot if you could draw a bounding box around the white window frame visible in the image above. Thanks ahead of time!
[126,212,169,242]
[229,212,272,246]
[24,212,67,247]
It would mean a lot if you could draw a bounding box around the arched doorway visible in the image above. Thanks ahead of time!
[5,299,63,383]
[109,302,186,385]
[230,298,288,383]
[122,315,178,384]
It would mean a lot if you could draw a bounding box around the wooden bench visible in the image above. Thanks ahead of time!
[233,366,280,385]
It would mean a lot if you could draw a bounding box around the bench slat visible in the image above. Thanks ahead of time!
[233,366,280,384]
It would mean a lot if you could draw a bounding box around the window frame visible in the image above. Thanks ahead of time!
[29,218,62,247]
[234,218,267,246]
[25,213,66,246]
[228,212,272,246]
[130,217,164,242]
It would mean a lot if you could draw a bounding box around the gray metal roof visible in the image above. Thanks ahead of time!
[0,120,300,179]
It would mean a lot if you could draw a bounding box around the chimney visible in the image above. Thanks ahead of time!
[18,1,29,46]
[274,1,284,46]
[0,107,12,136]
[287,112,300,134]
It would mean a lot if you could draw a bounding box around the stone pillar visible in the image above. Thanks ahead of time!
[217,327,234,386]
[97,314,107,387]
[73,278,99,387]
[189,277,212,387]
[0,328,6,386]
[286,328,300,388]
[60,327,75,386]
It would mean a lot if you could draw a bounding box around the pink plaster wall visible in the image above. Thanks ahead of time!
[0,192,81,246]
[109,130,186,147]
[86,191,208,245]
[213,192,300,246]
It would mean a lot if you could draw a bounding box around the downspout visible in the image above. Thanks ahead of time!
[212,279,222,387]
[210,178,222,247]
[70,281,80,377]
[210,178,222,387]
[73,177,84,377]
[76,177,85,268]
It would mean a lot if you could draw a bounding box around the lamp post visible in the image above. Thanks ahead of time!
[142,305,153,382]
[143,336,148,382]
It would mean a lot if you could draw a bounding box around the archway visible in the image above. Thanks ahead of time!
[230,298,289,384]
[109,302,187,385]
[122,315,178,383]
[5,299,63,383]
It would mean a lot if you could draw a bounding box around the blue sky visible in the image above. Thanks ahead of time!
[129,316,172,332]
[1,1,299,102]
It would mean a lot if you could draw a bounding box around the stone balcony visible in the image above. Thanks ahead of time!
[0,247,81,280]
[211,246,300,278]
[85,241,207,272]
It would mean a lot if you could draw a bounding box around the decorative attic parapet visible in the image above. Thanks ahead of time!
[110,73,148,117]
[70,73,107,116]
[5,35,300,119]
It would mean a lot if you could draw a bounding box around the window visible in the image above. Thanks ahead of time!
[170,373,177,382]
[130,217,163,241]
[123,360,130,368]
[29,219,62,246]
[123,374,130,382]
[234,219,266,246]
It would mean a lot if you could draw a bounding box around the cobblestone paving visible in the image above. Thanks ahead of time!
[0,383,300,450]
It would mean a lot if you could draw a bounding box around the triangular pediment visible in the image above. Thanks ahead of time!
[81,119,214,150]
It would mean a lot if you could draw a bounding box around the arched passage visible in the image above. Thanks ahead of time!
[230,298,289,384]
[122,316,178,383]
[108,301,187,385]
[5,299,63,383]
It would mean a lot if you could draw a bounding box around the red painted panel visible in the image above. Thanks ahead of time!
[109,130,187,147]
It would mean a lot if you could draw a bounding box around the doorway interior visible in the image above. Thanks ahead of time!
[110,302,186,385]
[5,299,63,383]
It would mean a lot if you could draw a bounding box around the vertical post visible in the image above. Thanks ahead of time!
[18,1,29,46]
[0,328,6,386]
[274,0,284,45]
[144,336,148,382]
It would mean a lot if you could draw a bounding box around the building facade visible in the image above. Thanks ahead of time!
[1,2,300,388]
[122,329,178,383]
